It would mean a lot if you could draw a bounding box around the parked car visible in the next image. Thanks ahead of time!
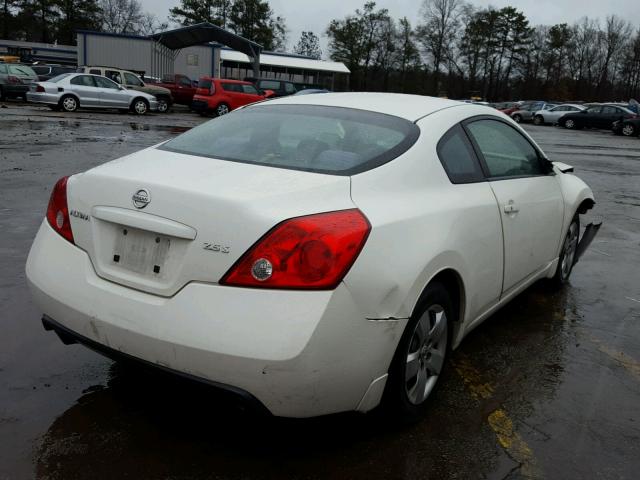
[532,104,587,125]
[78,66,173,113]
[558,104,638,130]
[26,73,158,114]
[191,77,273,116]
[154,73,197,106]
[30,64,76,81]
[612,117,640,137]
[293,88,330,95]
[245,77,297,97]
[492,102,521,116]
[0,63,38,100]
[26,93,600,419]
[511,101,556,123]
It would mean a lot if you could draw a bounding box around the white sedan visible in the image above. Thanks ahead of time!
[26,73,158,114]
[532,104,587,125]
[26,93,600,419]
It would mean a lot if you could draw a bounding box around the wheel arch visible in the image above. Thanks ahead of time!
[130,96,149,108]
[59,93,80,105]
[411,267,466,349]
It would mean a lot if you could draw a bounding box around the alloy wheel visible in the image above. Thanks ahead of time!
[561,222,579,280]
[157,99,168,113]
[622,124,635,136]
[405,304,448,405]
[216,104,229,116]
[62,97,77,112]
[565,119,575,129]
[134,100,147,115]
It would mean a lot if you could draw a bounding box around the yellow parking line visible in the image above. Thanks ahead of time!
[453,356,540,478]
[589,336,640,382]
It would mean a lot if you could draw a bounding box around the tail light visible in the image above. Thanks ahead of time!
[35,84,45,92]
[46,176,74,244]
[7,75,21,84]
[221,209,370,289]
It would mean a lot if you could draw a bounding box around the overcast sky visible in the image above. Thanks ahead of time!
[141,0,640,57]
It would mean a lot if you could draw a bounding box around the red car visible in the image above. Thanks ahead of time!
[191,78,273,116]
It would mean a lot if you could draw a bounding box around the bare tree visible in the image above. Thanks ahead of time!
[416,0,464,94]
[99,0,143,34]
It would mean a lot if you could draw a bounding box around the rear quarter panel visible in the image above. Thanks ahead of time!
[345,104,505,344]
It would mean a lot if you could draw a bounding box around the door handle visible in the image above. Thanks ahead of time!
[504,201,519,214]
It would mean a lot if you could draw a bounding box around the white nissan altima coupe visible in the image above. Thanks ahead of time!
[26,93,601,419]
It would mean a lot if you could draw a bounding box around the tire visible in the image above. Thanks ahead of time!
[215,102,230,116]
[533,115,544,126]
[59,95,78,112]
[564,118,577,129]
[550,214,580,289]
[156,97,169,113]
[512,114,522,123]
[622,124,636,137]
[383,281,452,422]
[131,98,148,115]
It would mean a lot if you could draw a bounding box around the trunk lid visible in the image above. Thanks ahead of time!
[67,147,354,296]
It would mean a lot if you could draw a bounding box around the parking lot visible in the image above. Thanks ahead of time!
[1,101,639,479]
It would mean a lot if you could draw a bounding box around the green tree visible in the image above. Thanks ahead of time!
[15,0,60,42]
[169,0,233,28]
[228,0,285,50]
[294,31,321,59]
[1,0,18,39]
[56,0,101,44]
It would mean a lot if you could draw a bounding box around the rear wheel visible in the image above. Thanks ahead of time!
[564,118,577,129]
[550,214,580,289]
[383,282,451,421]
[533,115,544,125]
[512,114,522,123]
[622,123,637,136]
[215,102,230,116]
[60,95,78,112]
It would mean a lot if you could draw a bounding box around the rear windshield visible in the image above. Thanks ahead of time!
[31,66,50,74]
[160,105,420,175]
[48,73,72,83]
[9,65,36,77]
[198,79,212,90]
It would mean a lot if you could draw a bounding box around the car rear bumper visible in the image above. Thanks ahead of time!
[4,84,30,96]
[26,220,402,417]
[26,91,60,105]
[190,99,209,111]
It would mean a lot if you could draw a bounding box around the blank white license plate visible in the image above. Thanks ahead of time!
[112,225,170,276]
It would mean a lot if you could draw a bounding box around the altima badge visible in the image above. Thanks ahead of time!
[132,189,151,209]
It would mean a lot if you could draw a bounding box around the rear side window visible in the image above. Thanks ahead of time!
[89,69,101,75]
[437,125,484,183]
[221,82,242,92]
[160,104,420,175]
[259,80,280,90]
[70,75,96,87]
[466,119,544,178]
[241,84,259,94]
[198,79,212,90]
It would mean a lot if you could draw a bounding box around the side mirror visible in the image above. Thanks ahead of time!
[552,161,574,173]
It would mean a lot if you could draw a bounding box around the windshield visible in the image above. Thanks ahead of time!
[8,65,36,77]
[160,105,420,175]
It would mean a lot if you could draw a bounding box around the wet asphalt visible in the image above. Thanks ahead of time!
[1,101,639,479]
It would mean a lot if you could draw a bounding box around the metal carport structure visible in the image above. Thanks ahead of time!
[149,22,262,80]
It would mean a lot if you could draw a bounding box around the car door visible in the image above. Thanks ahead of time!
[238,83,264,106]
[176,75,193,103]
[68,75,101,107]
[220,82,243,109]
[94,75,129,109]
[464,118,564,294]
[581,106,601,127]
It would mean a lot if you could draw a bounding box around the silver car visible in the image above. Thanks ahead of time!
[510,101,556,123]
[26,73,158,115]
[532,104,587,125]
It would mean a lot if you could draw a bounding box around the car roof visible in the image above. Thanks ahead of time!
[259,92,464,122]
[215,78,253,85]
